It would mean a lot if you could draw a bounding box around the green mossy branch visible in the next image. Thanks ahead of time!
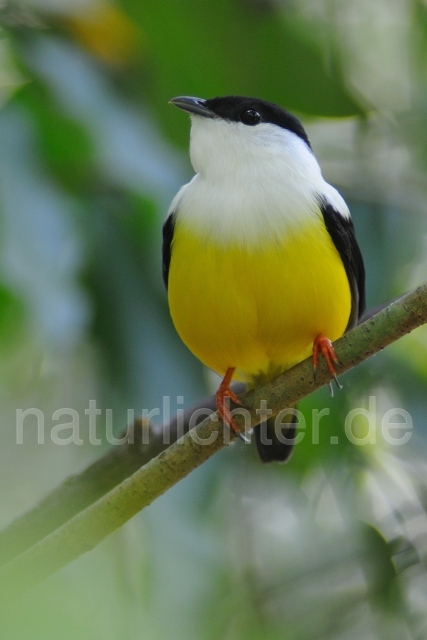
[0,391,245,566]
[0,282,427,598]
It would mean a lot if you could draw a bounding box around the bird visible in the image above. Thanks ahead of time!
[162,95,365,463]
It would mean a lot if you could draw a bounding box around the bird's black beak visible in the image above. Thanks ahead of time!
[169,96,216,119]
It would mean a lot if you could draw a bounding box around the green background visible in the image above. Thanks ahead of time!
[1,0,427,637]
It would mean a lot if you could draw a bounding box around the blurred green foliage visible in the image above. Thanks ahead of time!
[1,0,427,638]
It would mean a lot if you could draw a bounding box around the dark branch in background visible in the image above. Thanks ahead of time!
[0,386,244,566]
[0,283,426,597]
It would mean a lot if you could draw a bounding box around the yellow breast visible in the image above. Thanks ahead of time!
[168,216,351,383]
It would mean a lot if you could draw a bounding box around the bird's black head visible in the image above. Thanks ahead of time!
[170,95,311,149]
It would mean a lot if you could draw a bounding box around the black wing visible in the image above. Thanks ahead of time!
[318,196,366,330]
[162,212,176,289]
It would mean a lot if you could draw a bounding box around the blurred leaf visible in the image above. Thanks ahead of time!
[361,523,401,612]
[0,33,25,105]
[15,80,95,193]
[60,1,144,67]
[0,285,24,347]
[0,104,89,348]
[119,191,158,250]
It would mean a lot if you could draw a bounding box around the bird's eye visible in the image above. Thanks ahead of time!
[240,109,261,126]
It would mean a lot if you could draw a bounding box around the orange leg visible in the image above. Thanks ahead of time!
[312,335,342,391]
[215,367,248,441]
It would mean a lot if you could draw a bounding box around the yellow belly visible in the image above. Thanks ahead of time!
[168,219,351,382]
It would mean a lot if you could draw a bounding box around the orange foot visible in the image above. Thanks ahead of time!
[312,335,342,393]
[215,367,249,442]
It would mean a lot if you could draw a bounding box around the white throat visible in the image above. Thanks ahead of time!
[170,116,349,245]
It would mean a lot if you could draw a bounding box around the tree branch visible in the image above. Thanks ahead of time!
[0,389,248,566]
[1,282,427,598]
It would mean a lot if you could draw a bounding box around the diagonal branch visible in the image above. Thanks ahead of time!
[0,282,427,598]
[0,385,243,566]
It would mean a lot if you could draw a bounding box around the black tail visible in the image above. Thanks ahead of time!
[253,411,298,463]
